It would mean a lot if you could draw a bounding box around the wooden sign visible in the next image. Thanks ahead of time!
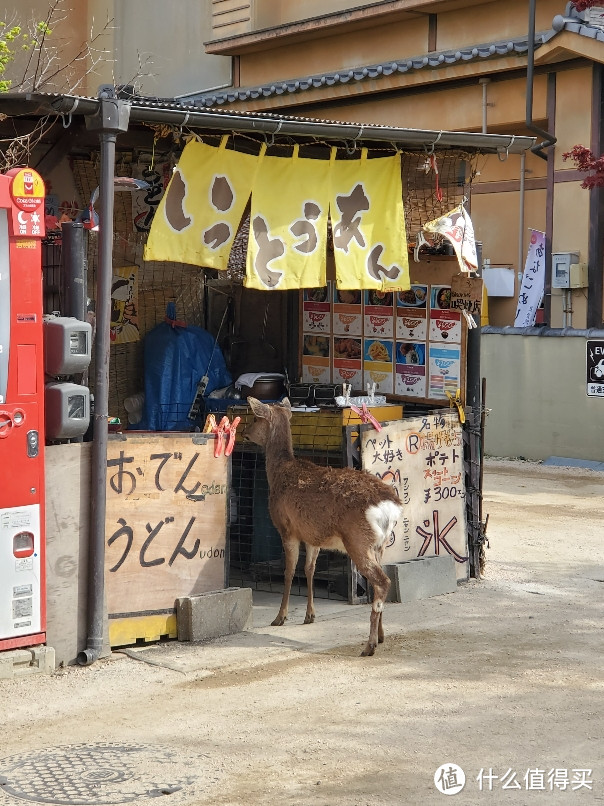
[361,412,469,580]
[105,433,229,616]
[450,273,483,319]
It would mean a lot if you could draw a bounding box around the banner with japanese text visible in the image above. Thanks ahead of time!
[360,412,469,580]
[245,146,329,290]
[144,137,264,269]
[329,149,410,292]
[514,229,546,327]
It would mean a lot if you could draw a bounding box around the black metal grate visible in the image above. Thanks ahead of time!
[42,238,62,315]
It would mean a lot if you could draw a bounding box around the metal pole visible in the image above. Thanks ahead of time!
[466,242,483,578]
[61,221,87,321]
[78,93,130,666]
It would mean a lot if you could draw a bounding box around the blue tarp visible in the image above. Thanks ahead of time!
[137,304,231,431]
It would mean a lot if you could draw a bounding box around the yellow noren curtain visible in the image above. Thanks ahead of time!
[144,137,264,269]
[245,145,329,290]
[330,149,410,292]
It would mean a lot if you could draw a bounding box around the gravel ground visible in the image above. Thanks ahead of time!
[0,458,603,806]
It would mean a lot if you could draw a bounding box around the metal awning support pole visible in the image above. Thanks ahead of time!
[466,242,483,579]
[78,91,131,666]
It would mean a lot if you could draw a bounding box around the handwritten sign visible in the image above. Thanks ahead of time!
[450,273,482,318]
[361,412,468,580]
[105,434,228,616]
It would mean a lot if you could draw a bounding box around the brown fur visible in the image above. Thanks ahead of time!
[244,397,402,656]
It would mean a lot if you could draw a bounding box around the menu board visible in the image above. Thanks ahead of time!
[300,272,465,401]
[360,412,469,581]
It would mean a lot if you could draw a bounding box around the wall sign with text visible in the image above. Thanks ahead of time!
[361,412,469,580]
[105,434,229,618]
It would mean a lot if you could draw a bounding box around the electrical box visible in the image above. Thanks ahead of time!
[43,316,92,376]
[569,262,588,289]
[482,266,515,297]
[551,252,579,289]
[45,381,91,440]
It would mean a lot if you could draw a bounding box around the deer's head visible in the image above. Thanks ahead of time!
[244,397,292,448]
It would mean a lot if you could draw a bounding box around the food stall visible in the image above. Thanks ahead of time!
[0,90,535,661]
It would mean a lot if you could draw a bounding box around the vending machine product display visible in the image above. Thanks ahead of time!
[0,167,47,650]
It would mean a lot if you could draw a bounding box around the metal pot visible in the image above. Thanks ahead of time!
[240,376,285,401]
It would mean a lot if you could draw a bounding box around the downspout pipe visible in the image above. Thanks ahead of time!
[526,0,556,160]
[78,91,131,666]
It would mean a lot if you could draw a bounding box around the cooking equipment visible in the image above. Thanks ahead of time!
[240,375,286,401]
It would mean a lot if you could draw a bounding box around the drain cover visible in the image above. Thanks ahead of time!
[0,743,197,805]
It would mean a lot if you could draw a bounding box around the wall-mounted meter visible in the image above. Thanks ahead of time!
[43,316,92,376]
[45,381,91,440]
[551,252,588,289]
[43,316,92,440]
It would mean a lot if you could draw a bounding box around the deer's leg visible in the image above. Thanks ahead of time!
[353,556,390,657]
[303,544,320,624]
[272,538,299,626]
[375,545,386,644]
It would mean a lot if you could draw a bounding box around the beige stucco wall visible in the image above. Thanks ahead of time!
[436,0,560,51]
[254,0,387,29]
[240,17,429,87]
[1,1,231,97]
[482,332,604,461]
[109,0,231,97]
[2,1,106,93]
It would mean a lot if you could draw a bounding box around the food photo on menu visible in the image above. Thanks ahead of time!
[303,334,330,357]
[333,337,362,360]
[366,290,394,308]
[364,339,393,363]
[431,285,452,310]
[335,289,361,305]
[396,342,426,366]
[397,285,428,308]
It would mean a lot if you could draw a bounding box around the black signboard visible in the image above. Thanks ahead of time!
[586,340,604,397]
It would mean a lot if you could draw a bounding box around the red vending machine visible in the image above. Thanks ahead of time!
[0,167,47,650]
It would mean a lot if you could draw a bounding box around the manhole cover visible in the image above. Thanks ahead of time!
[0,743,197,805]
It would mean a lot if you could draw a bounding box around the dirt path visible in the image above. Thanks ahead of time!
[0,460,603,805]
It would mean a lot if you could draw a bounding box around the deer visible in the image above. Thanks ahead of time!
[244,396,402,656]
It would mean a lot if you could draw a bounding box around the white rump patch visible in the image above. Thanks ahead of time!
[366,501,403,550]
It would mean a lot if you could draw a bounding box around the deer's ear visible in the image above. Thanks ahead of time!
[279,397,292,419]
[247,397,271,419]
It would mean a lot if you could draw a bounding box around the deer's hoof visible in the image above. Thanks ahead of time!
[303,613,315,624]
[271,615,286,626]
[361,643,376,657]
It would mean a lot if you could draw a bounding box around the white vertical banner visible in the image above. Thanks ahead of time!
[514,230,546,327]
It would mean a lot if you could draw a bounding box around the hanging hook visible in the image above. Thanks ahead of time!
[61,112,72,129]
[178,112,190,139]
[425,131,443,156]
[497,135,515,162]
[262,120,283,148]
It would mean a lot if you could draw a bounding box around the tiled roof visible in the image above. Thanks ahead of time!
[187,7,603,109]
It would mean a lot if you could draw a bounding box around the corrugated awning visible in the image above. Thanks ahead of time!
[0,91,536,156]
